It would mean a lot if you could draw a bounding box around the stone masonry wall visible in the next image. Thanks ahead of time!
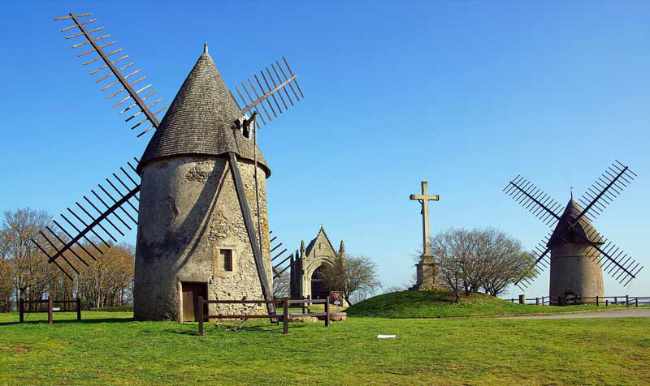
[134,155,271,320]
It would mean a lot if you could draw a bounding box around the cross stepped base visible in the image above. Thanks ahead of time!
[412,255,437,291]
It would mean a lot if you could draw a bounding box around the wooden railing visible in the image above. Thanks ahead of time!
[196,297,331,336]
[505,295,650,307]
[18,298,81,324]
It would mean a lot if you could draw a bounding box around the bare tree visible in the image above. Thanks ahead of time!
[77,243,134,309]
[431,228,533,297]
[477,230,534,296]
[0,208,51,307]
[322,254,381,304]
[0,259,12,311]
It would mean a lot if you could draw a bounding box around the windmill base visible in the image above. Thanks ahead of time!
[549,244,604,303]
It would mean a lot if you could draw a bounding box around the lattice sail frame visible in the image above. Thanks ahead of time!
[504,161,643,289]
[269,230,293,278]
[33,11,304,281]
[32,159,141,280]
[54,13,163,137]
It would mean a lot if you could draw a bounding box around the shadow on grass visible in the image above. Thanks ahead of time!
[168,320,317,336]
[0,317,135,326]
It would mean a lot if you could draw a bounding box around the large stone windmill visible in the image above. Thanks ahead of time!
[504,161,643,303]
[31,12,302,321]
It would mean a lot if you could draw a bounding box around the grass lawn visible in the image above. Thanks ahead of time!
[1,311,649,385]
[347,290,637,318]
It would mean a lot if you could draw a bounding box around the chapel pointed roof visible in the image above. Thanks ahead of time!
[305,226,337,257]
[137,45,270,175]
[547,199,604,248]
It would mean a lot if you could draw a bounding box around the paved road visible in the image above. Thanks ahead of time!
[504,309,650,320]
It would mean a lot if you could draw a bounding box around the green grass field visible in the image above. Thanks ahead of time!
[1,309,649,385]
[347,290,633,318]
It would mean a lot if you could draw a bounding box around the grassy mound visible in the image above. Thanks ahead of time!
[347,290,614,318]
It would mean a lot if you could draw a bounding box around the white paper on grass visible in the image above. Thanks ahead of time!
[377,334,397,339]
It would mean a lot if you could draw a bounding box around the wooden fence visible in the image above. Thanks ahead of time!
[196,297,331,336]
[505,295,650,307]
[18,298,81,324]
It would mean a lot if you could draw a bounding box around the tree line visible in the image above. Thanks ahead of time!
[0,208,134,311]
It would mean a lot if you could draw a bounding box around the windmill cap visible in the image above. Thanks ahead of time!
[547,199,604,248]
[137,46,270,176]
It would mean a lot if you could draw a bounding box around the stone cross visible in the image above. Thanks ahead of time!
[409,180,440,257]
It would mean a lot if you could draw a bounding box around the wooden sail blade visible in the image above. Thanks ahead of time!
[503,176,562,228]
[30,158,141,277]
[233,57,303,128]
[54,12,163,137]
[575,161,636,224]
[580,226,644,287]
[514,233,552,290]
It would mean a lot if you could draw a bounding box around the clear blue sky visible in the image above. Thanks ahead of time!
[1,1,649,297]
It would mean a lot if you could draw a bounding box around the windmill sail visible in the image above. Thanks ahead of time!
[31,158,141,278]
[503,176,563,227]
[576,160,637,223]
[582,227,644,287]
[54,12,163,137]
[269,231,292,278]
[231,57,303,127]
[514,232,552,290]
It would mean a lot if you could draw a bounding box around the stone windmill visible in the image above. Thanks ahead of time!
[31,12,302,321]
[504,161,643,303]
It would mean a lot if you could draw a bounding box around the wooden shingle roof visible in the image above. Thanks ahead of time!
[547,199,604,248]
[137,46,270,176]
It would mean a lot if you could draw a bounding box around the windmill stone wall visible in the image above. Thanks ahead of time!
[133,47,272,321]
[547,200,604,303]
[134,157,271,320]
[549,243,604,302]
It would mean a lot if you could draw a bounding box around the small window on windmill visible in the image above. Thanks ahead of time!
[220,249,233,272]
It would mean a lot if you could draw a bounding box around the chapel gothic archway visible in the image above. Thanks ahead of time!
[288,226,345,300]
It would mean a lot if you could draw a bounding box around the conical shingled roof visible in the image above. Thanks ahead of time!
[547,199,604,248]
[137,46,270,176]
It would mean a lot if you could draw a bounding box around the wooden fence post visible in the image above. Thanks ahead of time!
[635,297,639,307]
[19,298,24,323]
[626,295,629,307]
[325,300,330,327]
[614,296,617,305]
[307,295,311,314]
[596,296,599,306]
[48,297,53,325]
[301,296,306,315]
[282,299,289,335]
[518,294,525,304]
[605,299,609,308]
[197,296,205,336]
[535,297,539,305]
[76,298,81,321]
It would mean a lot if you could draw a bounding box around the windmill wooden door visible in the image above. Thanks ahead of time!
[181,282,208,322]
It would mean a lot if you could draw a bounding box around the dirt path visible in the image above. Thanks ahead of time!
[504,309,650,320]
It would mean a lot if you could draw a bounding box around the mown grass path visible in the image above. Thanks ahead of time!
[1,311,649,385]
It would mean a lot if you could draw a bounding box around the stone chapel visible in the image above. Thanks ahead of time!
[289,227,345,300]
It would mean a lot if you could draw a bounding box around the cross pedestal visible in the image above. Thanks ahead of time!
[409,181,440,290]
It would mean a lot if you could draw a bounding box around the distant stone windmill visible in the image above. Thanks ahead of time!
[30,12,301,320]
[504,161,643,303]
